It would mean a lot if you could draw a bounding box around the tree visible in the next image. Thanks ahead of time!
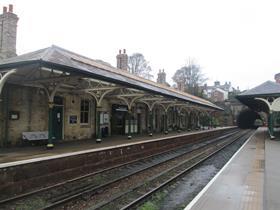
[128,53,153,80]
[172,58,207,96]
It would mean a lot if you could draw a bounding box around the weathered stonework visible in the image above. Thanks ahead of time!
[116,49,128,71]
[0,5,19,59]
[3,85,48,146]
[63,93,95,140]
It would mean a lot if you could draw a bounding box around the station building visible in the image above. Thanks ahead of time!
[0,5,222,148]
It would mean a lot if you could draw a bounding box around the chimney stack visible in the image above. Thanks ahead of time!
[275,73,280,83]
[8,4,13,13]
[214,81,220,87]
[0,4,19,60]
[157,69,167,85]
[177,80,185,92]
[116,49,128,71]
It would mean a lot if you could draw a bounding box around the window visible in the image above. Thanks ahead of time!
[80,99,90,124]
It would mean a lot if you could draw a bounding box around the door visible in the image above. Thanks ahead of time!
[111,111,126,135]
[52,106,63,140]
[52,96,63,140]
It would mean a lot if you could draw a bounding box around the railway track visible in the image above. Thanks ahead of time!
[89,130,253,210]
[0,129,245,210]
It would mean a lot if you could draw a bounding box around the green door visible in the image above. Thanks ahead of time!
[52,106,63,140]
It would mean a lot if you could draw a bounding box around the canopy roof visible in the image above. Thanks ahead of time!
[0,45,222,111]
[236,81,280,112]
[238,81,280,97]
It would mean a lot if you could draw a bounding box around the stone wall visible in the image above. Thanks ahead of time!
[4,85,48,146]
[0,84,153,146]
[1,85,99,146]
[63,93,95,140]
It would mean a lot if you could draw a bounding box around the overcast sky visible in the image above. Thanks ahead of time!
[2,0,280,90]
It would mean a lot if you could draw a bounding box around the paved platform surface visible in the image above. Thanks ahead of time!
[0,128,225,165]
[185,127,280,210]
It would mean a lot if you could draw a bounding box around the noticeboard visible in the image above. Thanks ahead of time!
[69,115,77,124]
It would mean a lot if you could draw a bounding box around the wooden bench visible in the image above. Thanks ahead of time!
[22,131,48,144]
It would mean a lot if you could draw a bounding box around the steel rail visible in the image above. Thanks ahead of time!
[89,130,250,210]
[39,131,241,209]
[0,130,235,205]
[120,130,253,210]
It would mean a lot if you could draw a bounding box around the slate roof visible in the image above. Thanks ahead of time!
[0,45,222,110]
[238,81,280,97]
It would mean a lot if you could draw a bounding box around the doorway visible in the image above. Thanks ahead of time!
[111,104,128,135]
[52,96,63,140]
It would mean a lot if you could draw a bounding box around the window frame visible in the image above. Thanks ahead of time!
[80,99,90,124]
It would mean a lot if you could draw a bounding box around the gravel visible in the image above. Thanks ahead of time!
[145,130,253,210]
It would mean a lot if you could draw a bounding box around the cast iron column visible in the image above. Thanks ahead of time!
[96,106,102,143]
[47,101,54,149]
[178,111,181,132]
[164,111,168,134]
[269,111,275,139]
[149,110,153,136]
[173,108,175,131]
[128,109,132,139]
[209,114,212,129]
[185,113,188,131]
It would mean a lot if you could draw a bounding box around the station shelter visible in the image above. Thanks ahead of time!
[0,45,224,148]
[236,80,280,139]
[0,5,222,148]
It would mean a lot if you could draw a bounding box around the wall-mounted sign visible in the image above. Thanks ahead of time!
[112,104,128,112]
[100,113,104,124]
[103,113,109,124]
[9,111,20,120]
[69,115,77,124]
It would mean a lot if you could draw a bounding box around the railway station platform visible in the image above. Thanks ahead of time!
[0,128,228,165]
[0,127,237,198]
[185,127,280,210]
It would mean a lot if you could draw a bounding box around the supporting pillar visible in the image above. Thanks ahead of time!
[185,112,188,131]
[196,113,199,130]
[164,110,168,134]
[269,111,275,139]
[2,86,9,147]
[177,111,181,132]
[172,108,176,131]
[127,109,132,139]
[149,109,153,136]
[187,113,191,131]
[47,102,54,149]
[96,106,102,143]
[209,114,212,129]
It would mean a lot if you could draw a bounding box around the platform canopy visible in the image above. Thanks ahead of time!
[236,81,280,113]
[0,45,222,112]
[236,80,280,139]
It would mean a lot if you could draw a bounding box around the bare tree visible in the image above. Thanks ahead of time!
[172,58,207,96]
[128,53,153,80]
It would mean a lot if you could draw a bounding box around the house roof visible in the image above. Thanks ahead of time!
[0,45,222,110]
[213,88,227,94]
